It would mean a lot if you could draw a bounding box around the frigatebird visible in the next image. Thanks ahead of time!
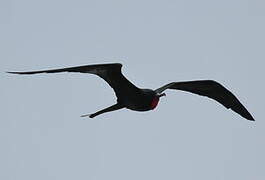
[8,63,254,120]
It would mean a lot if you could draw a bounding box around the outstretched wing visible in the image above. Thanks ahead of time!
[155,80,254,121]
[7,63,139,98]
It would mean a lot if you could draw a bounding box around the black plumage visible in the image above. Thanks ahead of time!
[8,63,254,120]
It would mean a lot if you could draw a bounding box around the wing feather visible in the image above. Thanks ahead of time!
[8,63,139,97]
[156,80,254,121]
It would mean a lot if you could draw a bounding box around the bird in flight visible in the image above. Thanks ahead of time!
[8,63,254,120]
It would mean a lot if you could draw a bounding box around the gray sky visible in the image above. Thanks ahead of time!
[1,0,265,179]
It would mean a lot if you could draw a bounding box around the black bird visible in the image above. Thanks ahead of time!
[8,63,254,120]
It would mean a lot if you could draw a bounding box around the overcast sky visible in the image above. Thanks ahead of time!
[1,0,265,179]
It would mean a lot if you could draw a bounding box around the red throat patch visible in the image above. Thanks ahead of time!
[150,97,159,109]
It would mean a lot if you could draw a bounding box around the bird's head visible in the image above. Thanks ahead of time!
[150,92,166,109]
[157,93,166,98]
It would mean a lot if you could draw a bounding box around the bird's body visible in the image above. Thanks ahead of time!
[119,88,159,111]
[7,63,254,121]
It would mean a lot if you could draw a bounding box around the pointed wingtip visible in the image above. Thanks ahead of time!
[6,71,28,75]
[80,114,94,118]
[247,116,255,121]
[243,112,255,121]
